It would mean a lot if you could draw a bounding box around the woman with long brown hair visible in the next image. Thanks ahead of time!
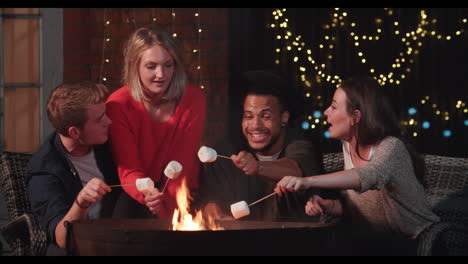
[275,76,439,253]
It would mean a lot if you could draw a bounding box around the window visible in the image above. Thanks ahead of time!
[1,8,62,153]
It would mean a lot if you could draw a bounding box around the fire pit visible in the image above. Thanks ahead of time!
[66,218,337,256]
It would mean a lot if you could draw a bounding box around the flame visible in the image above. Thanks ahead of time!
[171,178,223,231]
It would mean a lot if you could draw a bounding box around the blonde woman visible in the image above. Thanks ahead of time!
[106,27,206,219]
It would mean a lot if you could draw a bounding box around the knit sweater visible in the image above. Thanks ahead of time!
[342,136,440,239]
[106,84,206,219]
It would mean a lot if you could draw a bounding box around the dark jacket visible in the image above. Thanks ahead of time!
[27,132,120,245]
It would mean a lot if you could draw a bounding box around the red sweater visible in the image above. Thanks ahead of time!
[106,84,206,219]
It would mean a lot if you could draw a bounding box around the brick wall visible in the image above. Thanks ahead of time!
[63,8,229,146]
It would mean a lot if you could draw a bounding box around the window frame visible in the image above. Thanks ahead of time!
[0,8,63,152]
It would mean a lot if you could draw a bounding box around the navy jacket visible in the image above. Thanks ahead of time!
[27,132,121,245]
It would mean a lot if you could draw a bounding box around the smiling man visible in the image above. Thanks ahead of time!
[197,70,324,221]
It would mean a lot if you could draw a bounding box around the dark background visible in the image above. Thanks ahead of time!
[228,8,468,157]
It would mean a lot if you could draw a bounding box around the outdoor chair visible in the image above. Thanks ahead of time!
[417,154,468,256]
[0,149,466,256]
[0,151,47,256]
[322,152,468,256]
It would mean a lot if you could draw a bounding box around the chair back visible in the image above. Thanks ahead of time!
[322,152,344,174]
[417,154,468,256]
[423,154,468,225]
[0,151,48,256]
[0,152,33,220]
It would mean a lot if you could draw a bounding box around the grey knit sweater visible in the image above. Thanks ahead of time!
[342,136,440,239]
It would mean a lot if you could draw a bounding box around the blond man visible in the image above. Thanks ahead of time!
[27,81,120,254]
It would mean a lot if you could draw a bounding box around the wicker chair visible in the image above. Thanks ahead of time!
[417,154,468,256]
[322,152,468,256]
[0,151,48,256]
[322,152,345,174]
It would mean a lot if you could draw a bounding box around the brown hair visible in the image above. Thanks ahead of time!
[340,76,425,184]
[46,81,110,136]
[122,26,186,102]
[340,76,400,148]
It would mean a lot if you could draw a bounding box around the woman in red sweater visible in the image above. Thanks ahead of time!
[106,26,206,219]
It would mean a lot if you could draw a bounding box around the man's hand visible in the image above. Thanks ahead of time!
[76,178,111,208]
[231,150,259,175]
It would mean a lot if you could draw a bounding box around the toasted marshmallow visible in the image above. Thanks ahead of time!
[136,178,154,194]
[164,160,183,179]
[230,201,250,219]
[198,146,217,163]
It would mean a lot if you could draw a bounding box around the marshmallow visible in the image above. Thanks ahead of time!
[164,160,183,179]
[198,146,217,163]
[230,201,250,219]
[136,178,154,194]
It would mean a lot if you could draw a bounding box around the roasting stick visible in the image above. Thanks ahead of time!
[217,154,232,160]
[161,160,183,193]
[110,160,182,194]
[198,146,232,162]
[161,179,170,193]
[109,183,136,188]
[249,192,277,207]
[110,181,170,193]
[231,192,277,219]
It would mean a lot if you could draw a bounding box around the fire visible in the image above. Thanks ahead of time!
[171,178,223,231]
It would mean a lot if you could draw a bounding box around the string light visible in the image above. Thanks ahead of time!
[171,8,176,38]
[270,8,468,138]
[99,8,109,84]
[97,8,205,92]
[271,8,467,87]
[401,96,466,138]
[196,8,203,90]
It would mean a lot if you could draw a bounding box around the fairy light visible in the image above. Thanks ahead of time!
[99,8,109,84]
[171,8,176,38]
[96,7,207,93]
[196,8,203,89]
[270,8,468,138]
[402,96,467,138]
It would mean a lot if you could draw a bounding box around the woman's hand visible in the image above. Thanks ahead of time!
[274,176,309,196]
[305,195,342,216]
[144,188,164,215]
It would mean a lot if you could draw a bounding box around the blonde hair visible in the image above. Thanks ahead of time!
[123,26,186,102]
[46,81,110,136]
